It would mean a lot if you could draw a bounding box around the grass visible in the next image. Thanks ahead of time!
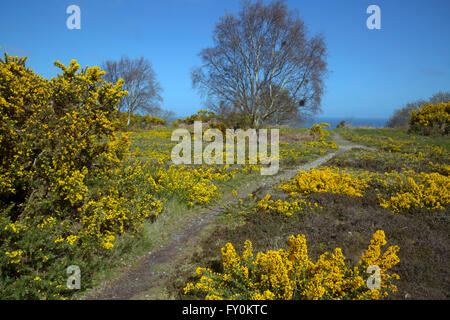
[337,127,450,151]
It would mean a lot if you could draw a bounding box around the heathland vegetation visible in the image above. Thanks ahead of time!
[1,0,448,300]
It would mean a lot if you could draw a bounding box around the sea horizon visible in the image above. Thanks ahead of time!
[298,116,388,128]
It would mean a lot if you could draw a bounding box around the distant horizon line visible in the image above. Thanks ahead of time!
[310,116,389,120]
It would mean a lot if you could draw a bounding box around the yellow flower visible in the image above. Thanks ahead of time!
[183,231,400,300]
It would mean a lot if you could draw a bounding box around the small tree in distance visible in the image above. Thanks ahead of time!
[102,56,163,126]
[192,0,328,128]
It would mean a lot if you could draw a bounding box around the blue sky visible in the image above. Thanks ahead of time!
[1,0,449,119]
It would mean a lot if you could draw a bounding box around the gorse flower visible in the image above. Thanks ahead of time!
[183,230,400,300]
[377,170,449,213]
[0,54,153,299]
[279,166,369,198]
[410,102,449,135]
[256,194,319,217]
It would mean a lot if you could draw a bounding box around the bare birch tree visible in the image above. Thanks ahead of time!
[192,0,327,127]
[102,56,163,126]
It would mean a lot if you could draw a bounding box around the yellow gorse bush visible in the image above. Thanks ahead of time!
[309,122,331,141]
[0,53,135,242]
[256,194,320,217]
[172,109,217,126]
[184,230,400,300]
[279,166,369,198]
[0,54,165,299]
[378,170,450,213]
[410,101,449,135]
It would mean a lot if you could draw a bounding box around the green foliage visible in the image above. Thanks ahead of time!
[409,102,449,136]
[336,120,346,128]
[172,110,216,125]
[0,54,162,299]
[387,91,449,129]
[115,112,167,131]
[309,123,330,141]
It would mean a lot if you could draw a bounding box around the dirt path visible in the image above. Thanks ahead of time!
[82,133,371,300]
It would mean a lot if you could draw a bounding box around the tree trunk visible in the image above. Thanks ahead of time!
[127,110,131,126]
[252,116,260,128]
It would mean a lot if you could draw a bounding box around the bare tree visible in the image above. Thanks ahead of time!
[102,56,163,126]
[260,85,300,125]
[153,108,177,123]
[387,99,427,128]
[192,0,327,127]
[429,91,450,105]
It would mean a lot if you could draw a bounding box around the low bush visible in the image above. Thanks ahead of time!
[409,102,449,136]
[0,54,161,299]
[183,230,400,300]
[278,166,369,198]
[115,112,167,131]
[377,170,449,213]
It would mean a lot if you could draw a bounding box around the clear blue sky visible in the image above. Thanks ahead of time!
[1,0,449,119]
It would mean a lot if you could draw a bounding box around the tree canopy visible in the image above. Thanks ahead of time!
[192,0,328,127]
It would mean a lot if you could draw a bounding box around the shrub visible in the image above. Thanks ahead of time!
[377,170,450,213]
[171,109,250,131]
[115,112,167,131]
[172,110,216,126]
[256,194,318,217]
[184,230,400,300]
[387,91,450,129]
[0,54,161,299]
[278,166,369,198]
[336,120,346,128]
[409,102,449,135]
[309,123,330,141]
